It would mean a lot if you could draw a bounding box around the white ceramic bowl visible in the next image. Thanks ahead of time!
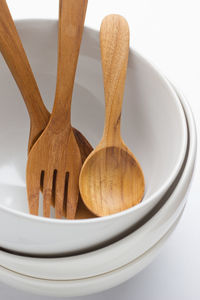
[0,84,196,282]
[0,217,182,298]
[0,20,187,256]
[0,86,197,297]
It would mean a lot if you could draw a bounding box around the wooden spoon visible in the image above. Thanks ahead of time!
[26,0,89,219]
[79,15,145,217]
[0,0,92,161]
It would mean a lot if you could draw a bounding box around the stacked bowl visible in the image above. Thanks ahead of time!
[0,20,196,297]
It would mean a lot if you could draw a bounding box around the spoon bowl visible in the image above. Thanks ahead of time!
[81,146,144,216]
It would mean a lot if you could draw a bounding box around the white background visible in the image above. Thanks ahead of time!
[1,0,200,299]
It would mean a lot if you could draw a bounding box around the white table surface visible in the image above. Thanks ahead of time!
[1,0,200,299]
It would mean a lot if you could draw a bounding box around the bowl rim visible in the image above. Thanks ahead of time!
[0,19,188,224]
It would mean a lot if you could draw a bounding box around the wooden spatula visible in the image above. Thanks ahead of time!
[0,0,49,152]
[27,0,88,219]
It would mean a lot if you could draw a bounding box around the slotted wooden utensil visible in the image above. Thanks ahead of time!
[26,0,88,219]
[79,15,145,217]
[0,0,92,160]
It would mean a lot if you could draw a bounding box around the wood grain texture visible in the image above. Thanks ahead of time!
[0,0,93,218]
[75,197,96,219]
[79,15,145,217]
[27,0,88,219]
[0,0,49,151]
[0,0,92,161]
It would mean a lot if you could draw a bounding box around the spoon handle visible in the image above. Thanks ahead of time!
[0,0,49,149]
[50,0,88,131]
[100,15,129,146]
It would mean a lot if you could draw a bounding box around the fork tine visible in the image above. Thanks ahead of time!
[66,173,79,219]
[55,171,66,219]
[43,170,54,218]
[26,171,40,216]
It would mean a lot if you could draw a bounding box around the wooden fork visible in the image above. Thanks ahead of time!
[26,0,87,219]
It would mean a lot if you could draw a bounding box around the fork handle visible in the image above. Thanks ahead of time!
[50,0,88,131]
[0,0,49,147]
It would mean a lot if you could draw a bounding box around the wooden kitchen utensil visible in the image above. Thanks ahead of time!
[75,199,96,219]
[27,0,88,219]
[0,0,92,162]
[0,0,49,152]
[79,15,145,217]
